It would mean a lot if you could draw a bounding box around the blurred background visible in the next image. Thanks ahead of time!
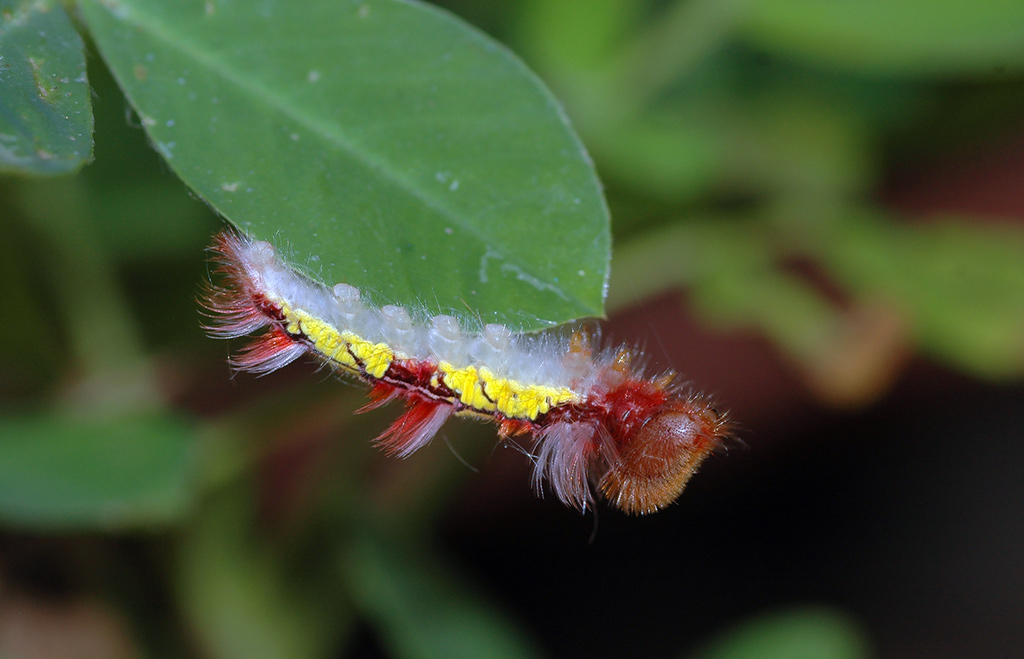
[2,0,1024,657]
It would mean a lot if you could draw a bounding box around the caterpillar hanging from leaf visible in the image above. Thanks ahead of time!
[202,231,728,514]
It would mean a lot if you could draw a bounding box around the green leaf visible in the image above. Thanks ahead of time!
[814,214,1024,378]
[690,606,872,659]
[79,0,610,331]
[176,485,350,659]
[742,0,1024,75]
[608,218,840,363]
[0,412,194,529]
[517,0,639,71]
[343,530,542,659]
[0,0,93,174]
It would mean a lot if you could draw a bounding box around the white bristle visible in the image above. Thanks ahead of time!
[431,314,461,341]
[428,315,465,363]
[250,240,276,262]
[333,282,361,305]
[380,305,418,354]
[381,305,412,330]
[484,323,511,351]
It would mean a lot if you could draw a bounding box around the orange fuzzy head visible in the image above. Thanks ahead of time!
[600,403,725,515]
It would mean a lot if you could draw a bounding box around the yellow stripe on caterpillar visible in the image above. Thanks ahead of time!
[437,362,578,421]
[279,303,395,377]
[275,300,578,420]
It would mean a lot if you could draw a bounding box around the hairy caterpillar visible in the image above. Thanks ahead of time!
[202,231,728,514]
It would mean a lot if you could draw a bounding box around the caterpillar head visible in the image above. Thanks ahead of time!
[599,403,725,515]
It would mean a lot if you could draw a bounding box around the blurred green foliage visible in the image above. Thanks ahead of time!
[690,606,872,659]
[513,0,1024,403]
[1,0,1023,657]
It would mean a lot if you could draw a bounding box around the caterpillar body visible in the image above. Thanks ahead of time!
[203,231,728,514]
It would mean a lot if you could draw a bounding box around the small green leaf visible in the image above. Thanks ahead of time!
[344,530,542,659]
[176,485,350,659]
[518,0,639,71]
[690,607,872,659]
[79,0,610,331]
[743,0,1024,75]
[0,0,93,174]
[815,214,1024,378]
[0,412,194,529]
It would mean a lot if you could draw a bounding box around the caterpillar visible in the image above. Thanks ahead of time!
[202,230,728,514]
